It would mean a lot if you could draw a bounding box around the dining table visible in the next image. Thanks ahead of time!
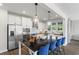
[22,33,63,52]
[23,38,51,52]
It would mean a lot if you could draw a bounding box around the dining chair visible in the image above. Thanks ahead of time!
[37,43,50,55]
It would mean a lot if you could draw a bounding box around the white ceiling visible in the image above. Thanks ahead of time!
[0,3,62,21]
[55,3,79,20]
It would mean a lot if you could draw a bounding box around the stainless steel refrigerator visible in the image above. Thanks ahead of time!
[7,24,23,50]
[7,24,16,50]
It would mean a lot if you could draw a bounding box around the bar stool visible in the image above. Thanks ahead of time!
[37,43,50,55]
[61,37,65,54]
[49,40,57,54]
[61,37,65,46]
[56,38,62,54]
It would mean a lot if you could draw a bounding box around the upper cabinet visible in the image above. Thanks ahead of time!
[8,13,32,29]
[15,25,23,35]
[8,14,21,25]
[8,14,16,24]
[22,17,32,28]
[15,16,21,25]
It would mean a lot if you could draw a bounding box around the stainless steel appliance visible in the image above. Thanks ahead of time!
[23,28,30,41]
[7,24,23,50]
[7,24,16,50]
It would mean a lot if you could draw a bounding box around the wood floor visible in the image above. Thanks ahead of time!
[0,40,79,55]
[65,40,79,55]
[0,46,30,55]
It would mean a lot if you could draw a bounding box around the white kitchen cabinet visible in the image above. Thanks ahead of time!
[8,14,21,25]
[8,14,16,24]
[22,17,32,28]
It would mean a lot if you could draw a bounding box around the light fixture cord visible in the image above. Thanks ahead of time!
[35,3,38,16]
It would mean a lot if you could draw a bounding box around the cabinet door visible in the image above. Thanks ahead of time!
[15,25,23,35]
[8,14,16,24]
[22,17,32,28]
[8,14,21,25]
[15,25,23,41]
[15,15,21,25]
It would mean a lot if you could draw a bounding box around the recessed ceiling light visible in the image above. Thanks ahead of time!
[56,15,58,17]
[43,18,47,21]
[22,10,26,14]
[0,3,3,6]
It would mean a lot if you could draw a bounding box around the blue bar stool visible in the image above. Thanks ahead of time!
[49,40,57,54]
[61,37,65,46]
[37,43,50,55]
[61,37,65,54]
[56,38,62,54]
[56,38,62,47]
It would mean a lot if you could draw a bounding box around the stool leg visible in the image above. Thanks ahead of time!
[56,47,60,55]
[59,47,62,55]
[62,46,65,55]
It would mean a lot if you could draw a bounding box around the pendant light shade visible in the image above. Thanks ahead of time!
[33,15,39,23]
[47,11,51,26]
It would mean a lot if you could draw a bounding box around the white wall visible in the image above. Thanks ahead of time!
[70,20,79,40]
[0,8,8,53]
[67,19,72,43]
[71,20,79,35]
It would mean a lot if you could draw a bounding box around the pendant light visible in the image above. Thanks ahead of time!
[47,11,51,25]
[48,11,51,20]
[33,3,39,23]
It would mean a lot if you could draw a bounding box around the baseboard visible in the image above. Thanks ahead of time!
[0,49,7,53]
[72,39,79,42]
